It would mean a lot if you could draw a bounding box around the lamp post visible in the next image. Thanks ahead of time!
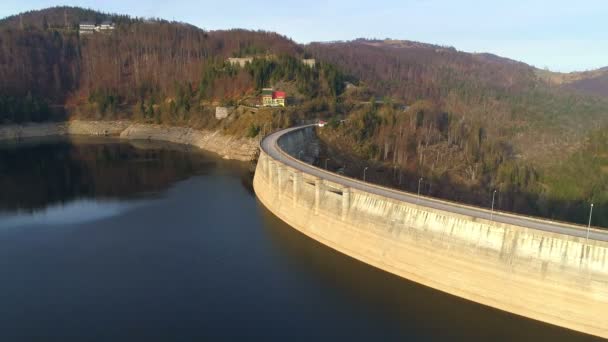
[325,158,330,170]
[262,123,268,138]
[417,177,423,203]
[491,190,497,220]
[587,203,594,242]
[363,167,369,182]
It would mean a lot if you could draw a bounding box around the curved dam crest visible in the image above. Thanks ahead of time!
[253,125,608,339]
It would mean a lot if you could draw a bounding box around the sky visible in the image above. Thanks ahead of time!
[1,0,606,72]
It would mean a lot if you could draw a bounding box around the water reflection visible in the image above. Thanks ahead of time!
[0,137,219,213]
[0,199,150,229]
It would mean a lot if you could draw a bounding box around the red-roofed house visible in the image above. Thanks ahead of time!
[273,91,286,107]
[261,88,286,107]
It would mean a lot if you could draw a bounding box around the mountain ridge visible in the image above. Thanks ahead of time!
[3,7,605,76]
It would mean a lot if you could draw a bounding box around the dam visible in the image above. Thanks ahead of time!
[253,125,608,339]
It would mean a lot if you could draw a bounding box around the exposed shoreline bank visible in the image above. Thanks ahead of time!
[0,120,258,161]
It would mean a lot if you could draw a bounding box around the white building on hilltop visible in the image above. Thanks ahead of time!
[302,59,316,68]
[79,21,95,34]
[227,57,254,67]
[79,21,115,35]
[98,21,115,31]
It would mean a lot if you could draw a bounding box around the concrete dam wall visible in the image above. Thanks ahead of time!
[253,126,608,339]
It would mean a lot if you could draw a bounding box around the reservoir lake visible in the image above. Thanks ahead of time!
[0,138,594,341]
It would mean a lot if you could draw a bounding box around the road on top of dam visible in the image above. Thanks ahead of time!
[261,125,608,242]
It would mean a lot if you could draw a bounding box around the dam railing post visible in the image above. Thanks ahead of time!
[315,178,324,215]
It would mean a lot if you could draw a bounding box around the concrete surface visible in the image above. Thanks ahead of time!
[254,124,608,339]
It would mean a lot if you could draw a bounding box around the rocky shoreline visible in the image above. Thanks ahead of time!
[0,120,258,161]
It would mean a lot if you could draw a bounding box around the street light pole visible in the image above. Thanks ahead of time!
[363,167,369,182]
[417,177,423,203]
[587,203,594,242]
[491,190,497,220]
[262,123,267,138]
[325,158,330,170]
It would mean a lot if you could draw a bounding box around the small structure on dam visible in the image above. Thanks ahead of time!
[253,125,608,339]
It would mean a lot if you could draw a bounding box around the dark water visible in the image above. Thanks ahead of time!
[0,138,596,341]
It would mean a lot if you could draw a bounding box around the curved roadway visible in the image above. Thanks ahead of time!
[262,125,608,242]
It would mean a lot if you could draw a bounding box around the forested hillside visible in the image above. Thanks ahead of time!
[1,7,607,226]
[0,7,343,129]
[308,39,608,155]
[537,67,608,98]
[307,39,608,226]
[561,70,608,98]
